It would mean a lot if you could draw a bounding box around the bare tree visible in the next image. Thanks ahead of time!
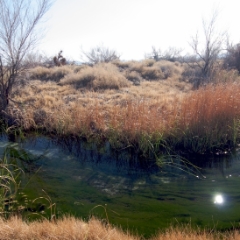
[82,45,120,64]
[0,0,51,114]
[146,46,182,62]
[189,10,227,87]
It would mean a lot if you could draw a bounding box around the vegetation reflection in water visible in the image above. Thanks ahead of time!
[0,135,240,238]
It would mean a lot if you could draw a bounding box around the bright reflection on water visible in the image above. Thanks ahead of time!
[214,194,224,204]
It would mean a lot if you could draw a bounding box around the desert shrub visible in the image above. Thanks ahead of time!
[224,43,240,73]
[60,63,130,90]
[82,45,120,64]
[182,62,240,87]
[181,64,205,87]
[112,60,130,70]
[140,66,164,80]
[29,66,73,82]
[124,71,142,85]
[146,46,183,62]
[128,61,143,72]
[29,67,51,80]
[50,66,73,81]
[155,60,181,79]
[72,65,87,73]
[141,59,155,67]
[211,68,240,84]
[128,61,164,80]
[60,67,95,88]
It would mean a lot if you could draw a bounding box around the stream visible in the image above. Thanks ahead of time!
[1,135,240,237]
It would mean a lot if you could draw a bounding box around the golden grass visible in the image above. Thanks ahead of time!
[29,65,73,82]
[8,61,240,153]
[171,83,240,152]
[0,217,239,240]
[60,63,130,90]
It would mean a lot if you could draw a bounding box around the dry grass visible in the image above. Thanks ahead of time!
[29,65,74,82]
[120,59,181,80]
[0,217,138,240]
[60,63,130,90]
[171,83,240,152]
[154,227,240,240]
[8,61,240,153]
[0,217,239,240]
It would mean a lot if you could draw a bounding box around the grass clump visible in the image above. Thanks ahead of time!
[128,60,164,80]
[0,217,239,240]
[30,66,73,82]
[124,70,142,85]
[60,63,130,90]
[170,83,240,153]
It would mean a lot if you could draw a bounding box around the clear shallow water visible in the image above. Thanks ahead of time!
[1,136,240,237]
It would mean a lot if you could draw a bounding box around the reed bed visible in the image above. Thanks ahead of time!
[0,217,239,240]
[8,62,240,153]
[38,83,240,153]
[171,83,240,152]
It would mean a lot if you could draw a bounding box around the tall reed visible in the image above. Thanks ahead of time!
[170,83,240,153]
[42,82,240,154]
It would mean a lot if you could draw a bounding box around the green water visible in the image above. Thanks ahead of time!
[1,136,240,238]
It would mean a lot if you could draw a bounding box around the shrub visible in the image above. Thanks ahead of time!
[129,61,164,80]
[211,66,240,84]
[141,59,155,67]
[181,63,240,88]
[140,66,164,80]
[146,46,182,62]
[50,66,73,81]
[112,60,130,70]
[29,66,73,82]
[60,63,130,90]
[29,67,51,80]
[181,64,205,87]
[124,71,142,85]
[155,60,181,79]
[224,43,240,73]
[82,45,120,64]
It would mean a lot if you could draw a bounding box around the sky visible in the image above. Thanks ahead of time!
[38,0,240,61]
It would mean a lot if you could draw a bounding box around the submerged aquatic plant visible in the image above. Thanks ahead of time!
[0,149,23,218]
[0,143,56,220]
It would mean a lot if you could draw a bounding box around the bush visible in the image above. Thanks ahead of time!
[124,71,142,85]
[181,63,207,88]
[60,63,130,90]
[29,66,73,82]
[140,66,164,80]
[155,60,180,79]
[224,43,240,73]
[128,61,164,80]
[112,60,130,70]
[82,45,120,64]
[29,67,51,80]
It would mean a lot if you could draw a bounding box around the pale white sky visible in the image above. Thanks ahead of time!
[38,0,240,61]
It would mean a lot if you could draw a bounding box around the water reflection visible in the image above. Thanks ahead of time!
[214,194,224,204]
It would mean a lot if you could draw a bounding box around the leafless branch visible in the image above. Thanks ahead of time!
[0,0,52,112]
[82,45,120,64]
[188,9,227,87]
